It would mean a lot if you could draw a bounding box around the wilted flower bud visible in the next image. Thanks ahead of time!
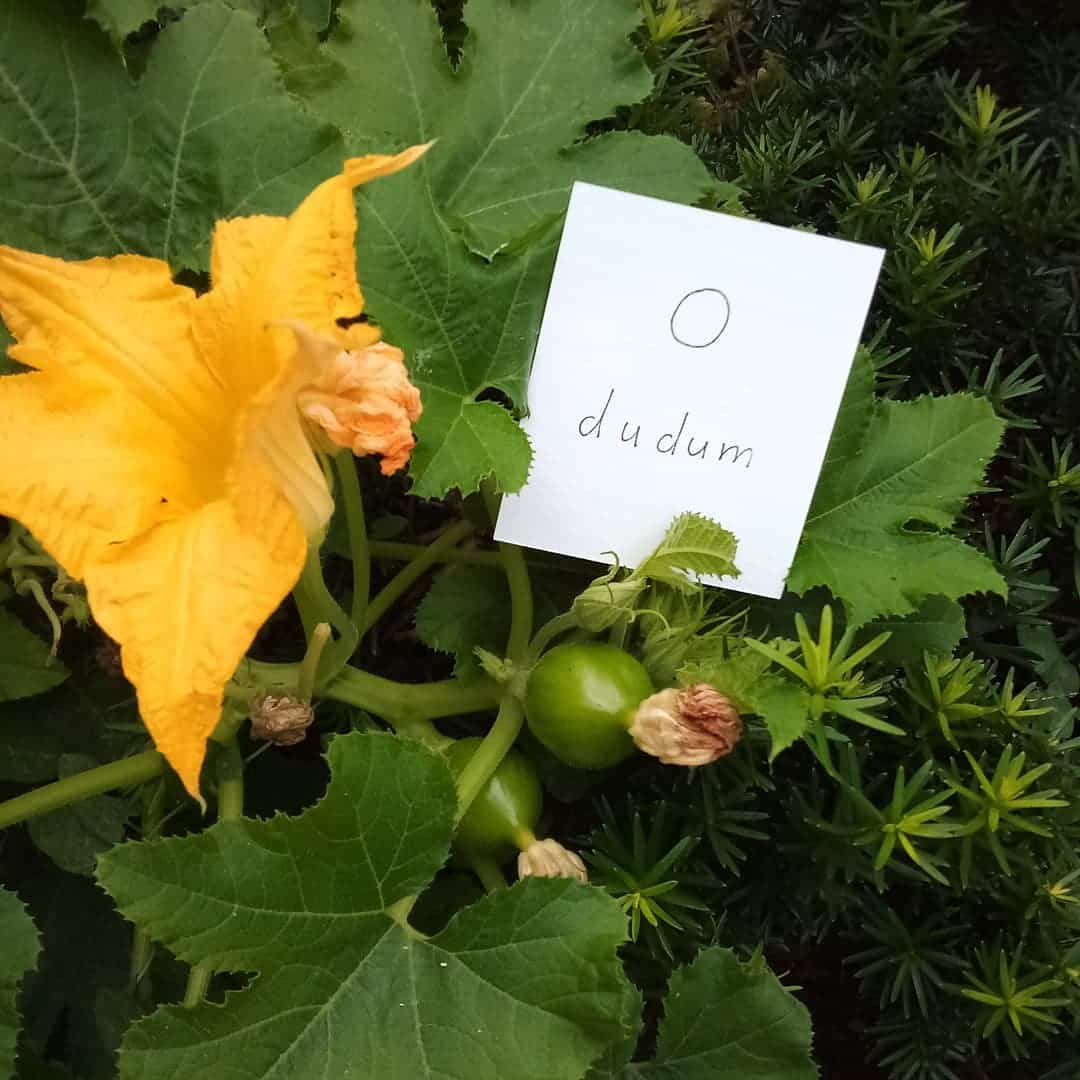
[250,693,315,747]
[629,684,742,766]
[517,839,588,883]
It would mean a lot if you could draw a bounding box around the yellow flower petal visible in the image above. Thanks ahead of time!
[83,469,306,798]
[0,247,230,463]
[194,145,431,400]
[0,371,201,578]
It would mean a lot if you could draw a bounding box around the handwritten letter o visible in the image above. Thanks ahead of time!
[670,288,731,349]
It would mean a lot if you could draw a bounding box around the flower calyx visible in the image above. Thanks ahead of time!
[517,838,589,883]
[629,684,742,766]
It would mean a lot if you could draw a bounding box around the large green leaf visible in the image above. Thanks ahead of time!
[0,887,40,1079]
[589,948,817,1079]
[862,594,966,665]
[0,0,342,266]
[84,0,163,42]
[98,733,631,1079]
[15,865,149,1080]
[631,949,817,1078]
[416,565,511,677]
[296,0,719,497]
[789,393,1006,627]
[0,604,68,703]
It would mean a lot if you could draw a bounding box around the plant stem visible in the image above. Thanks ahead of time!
[469,854,509,893]
[369,540,501,567]
[0,750,164,830]
[184,740,243,1009]
[295,548,356,643]
[454,485,534,818]
[524,612,578,666]
[296,622,332,701]
[362,519,474,633]
[325,665,499,723]
[501,541,534,665]
[454,696,524,819]
[333,453,371,628]
[181,963,212,1010]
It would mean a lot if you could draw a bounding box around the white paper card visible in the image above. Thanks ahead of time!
[495,183,884,598]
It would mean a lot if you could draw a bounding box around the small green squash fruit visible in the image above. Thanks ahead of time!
[524,642,654,769]
[445,737,543,861]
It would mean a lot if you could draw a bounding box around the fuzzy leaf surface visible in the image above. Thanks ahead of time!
[0,1,342,266]
[639,513,739,589]
[416,565,510,677]
[862,595,966,664]
[0,887,40,1079]
[297,0,718,496]
[589,948,817,1079]
[85,0,163,42]
[630,949,817,1078]
[98,733,630,1079]
[789,394,1006,626]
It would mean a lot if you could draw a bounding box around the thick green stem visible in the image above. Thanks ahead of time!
[501,542,533,665]
[455,696,525,820]
[297,623,332,701]
[362,519,474,633]
[293,548,359,684]
[454,485,534,819]
[333,453,371,628]
[295,549,356,643]
[184,741,243,1009]
[524,612,578,667]
[470,854,509,893]
[0,750,164,830]
[182,965,212,1010]
[369,540,501,568]
[325,665,499,723]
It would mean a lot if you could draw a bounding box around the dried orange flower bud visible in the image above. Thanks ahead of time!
[250,693,315,747]
[629,684,742,767]
[298,341,422,475]
[517,839,588,883]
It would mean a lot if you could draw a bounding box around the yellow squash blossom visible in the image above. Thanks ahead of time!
[0,148,427,798]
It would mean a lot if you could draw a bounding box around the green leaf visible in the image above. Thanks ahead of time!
[27,755,132,876]
[682,645,808,759]
[0,887,40,1080]
[0,1,343,267]
[824,346,876,467]
[588,949,817,1079]
[15,866,146,1080]
[84,0,163,42]
[862,595,966,665]
[790,394,1006,627]
[296,0,718,496]
[98,733,631,1079]
[630,949,817,1078]
[415,566,510,677]
[638,513,739,589]
[0,606,68,703]
[0,676,139,784]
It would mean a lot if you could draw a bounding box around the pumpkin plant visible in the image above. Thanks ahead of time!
[0,2,1066,1079]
